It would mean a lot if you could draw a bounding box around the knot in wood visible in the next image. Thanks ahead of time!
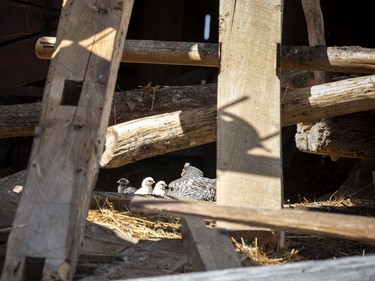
[73,124,83,130]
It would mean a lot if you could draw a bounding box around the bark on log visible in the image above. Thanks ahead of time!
[36,37,375,74]
[2,75,375,139]
[281,74,375,126]
[100,106,217,168]
[0,84,217,138]
[295,113,375,160]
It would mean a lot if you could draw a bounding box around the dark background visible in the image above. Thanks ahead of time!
[0,0,374,201]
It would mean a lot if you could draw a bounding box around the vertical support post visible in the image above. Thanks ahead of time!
[302,0,330,84]
[217,0,283,243]
[1,0,134,280]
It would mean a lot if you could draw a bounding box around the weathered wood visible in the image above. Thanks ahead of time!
[100,106,216,168]
[36,37,218,67]
[217,0,282,230]
[283,46,375,74]
[181,216,241,272]
[2,75,375,167]
[295,114,375,159]
[302,0,330,84]
[281,74,375,126]
[130,197,375,244]
[1,0,134,280]
[0,84,217,138]
[1,75,373,133]
[37,37,375,74]
[113,255,375,281]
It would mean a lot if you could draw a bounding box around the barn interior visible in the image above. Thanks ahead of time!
[1,0,374,201]
[1,0,375,280]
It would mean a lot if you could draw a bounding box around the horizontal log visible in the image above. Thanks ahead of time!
[281,74,375,125]
[0,84,217,138]
[122,255,375,281]
[296,114,375,159]
[100,106,216,168]
[36,37,218,67]
[130,197,375,244]
[36,37,375,73]
[2,75,375,138]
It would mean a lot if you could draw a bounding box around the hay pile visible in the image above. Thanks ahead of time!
[87,197,375,266]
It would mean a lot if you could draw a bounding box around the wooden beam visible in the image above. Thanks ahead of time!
[302,0,330,84]
[181,216,241,272]
[130,197,375,244]
[1,0,134,280]
[107,255,375,281]
[2,75,375,166]
[281,74,375,126]
[100,106,216,168]
[36,37,375,74]
[216,0,282,228]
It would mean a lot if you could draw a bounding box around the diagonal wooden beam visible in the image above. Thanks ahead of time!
[1,0,134,280]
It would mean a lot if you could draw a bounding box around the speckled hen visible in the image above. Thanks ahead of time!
[166,163,216,201]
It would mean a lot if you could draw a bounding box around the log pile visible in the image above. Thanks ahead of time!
[2,36,375,167]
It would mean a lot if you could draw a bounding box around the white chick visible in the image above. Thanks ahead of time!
[134,177,155,195]
[152,181,168,196]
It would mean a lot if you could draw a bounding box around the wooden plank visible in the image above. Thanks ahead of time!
[181,216,241,272]
[216,0,283,228]
[36,37,375,74]
[1,0,134,280]
[130,197,375,244]
[112,255,375,281]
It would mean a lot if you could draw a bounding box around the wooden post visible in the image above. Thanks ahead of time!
[217,0,283,241]
[1,0,134,280]
[302,0,330,84]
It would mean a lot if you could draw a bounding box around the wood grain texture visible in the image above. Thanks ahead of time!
[281,74,375,126]
[117,254,375,281]
[101,106,216,168]
[1,0,134,280]
[3,74,375,138]
[37,37,375,74]
[296,114,375,159]
[302,0,330,84]
[130,197,375,244]
[217,0,283,213]
[181,216,241,272]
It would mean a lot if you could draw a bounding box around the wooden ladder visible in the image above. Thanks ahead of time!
[1,0,283,280]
